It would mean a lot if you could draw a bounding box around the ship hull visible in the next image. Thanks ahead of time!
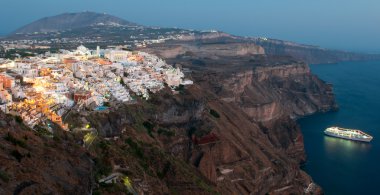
[324,131,372,142]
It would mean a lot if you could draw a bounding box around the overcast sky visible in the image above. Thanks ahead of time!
[0,0,379,53]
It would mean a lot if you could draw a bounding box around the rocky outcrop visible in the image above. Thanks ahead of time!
[0,112,92,195]
[188,60,337,121]
[177,31,234,42]
[0,39,337,194]
[251,38,380,64]
[6,12,379,64]
[75,84,321,194]
[74,53,335,194]
[252,63,337,118]
[142,42,265,59]
[136,41,337,194]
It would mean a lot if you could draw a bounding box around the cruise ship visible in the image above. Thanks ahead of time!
[324,127,373,142]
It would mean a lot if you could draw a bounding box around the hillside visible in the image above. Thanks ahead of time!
[1,39,337,194]
[13,12,138,34]
[0,112,93,194]
[168,34,380,64]
[250,38,380,64]
[3,12,379,64]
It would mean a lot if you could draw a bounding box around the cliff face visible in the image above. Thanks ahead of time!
[5,11,379,65]
[251,38,380,64]
[176,31,234,42]
[149,41,337,121]
[0,113,92,195]
[215,63,336,120]
[75,85,321,194]
[1,40,335,194]
[57,41,334,194]
[135,42,336,194]
[142,42,265,59]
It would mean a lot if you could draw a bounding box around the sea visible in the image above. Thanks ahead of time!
[298,60,380,195]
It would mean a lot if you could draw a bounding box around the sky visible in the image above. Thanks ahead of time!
[0,0,379,53]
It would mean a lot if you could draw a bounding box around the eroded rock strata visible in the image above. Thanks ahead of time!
[0,113,92,195]
[138,41,335,194]
[0,40,335,194]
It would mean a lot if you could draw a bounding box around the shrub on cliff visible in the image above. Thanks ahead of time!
[10,150,23,162]
[157,128,175,137]
[0,170,10,182]
[14,115,23,124]
[94,157,113,179]
[143,121,155,138]
[209,109,220,118]
[4,133,27,148]
[125,138,144,159]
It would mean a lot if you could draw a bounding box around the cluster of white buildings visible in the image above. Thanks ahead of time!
[0,45,192,129]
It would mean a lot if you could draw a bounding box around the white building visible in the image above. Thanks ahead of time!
[104,50,131,62]
[165,67,184,86]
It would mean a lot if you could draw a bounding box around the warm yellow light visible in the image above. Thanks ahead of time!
[122,176,132,188]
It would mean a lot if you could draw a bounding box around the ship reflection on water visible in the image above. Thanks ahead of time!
[323,136,371,156]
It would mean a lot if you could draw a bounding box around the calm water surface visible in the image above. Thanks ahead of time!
[298,60,380,195]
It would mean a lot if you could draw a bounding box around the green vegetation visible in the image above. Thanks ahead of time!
[120,78,126,86]
[188,126,197,136]
[97,140,110,150]
[143,120,153,129]
[157,128,175,137]
[174,84,185,94]
[124,138,152,172]
[92,139,115,181]
[94,157,113,179]
[172,157,217,194]
[156,162,171,179]
[4,49,36,59]
[142,121,155,138]
[209,109,220,118]
[14,115,23,124]
[91,134,218,194]
[0,170,10,182]
[4,133,27,148]
[92,190,101,195]
[10,150,23,162]
[35,125,53,137]
[125,138,144,159]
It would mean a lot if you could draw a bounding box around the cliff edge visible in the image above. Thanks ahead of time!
[0,40,336,194]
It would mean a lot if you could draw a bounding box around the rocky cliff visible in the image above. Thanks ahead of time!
[0,112,92,194]
[1,40,336,194]
[68,84,322,194]
[59,41,335,194]
[175,32,380,64]
[136,41,336,194]
[142,42,265,59]
[5,12,379,64]
[251,38,380,64]
[215,63,336,120]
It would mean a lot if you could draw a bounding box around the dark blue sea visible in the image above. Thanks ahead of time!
[298,60,380,195]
